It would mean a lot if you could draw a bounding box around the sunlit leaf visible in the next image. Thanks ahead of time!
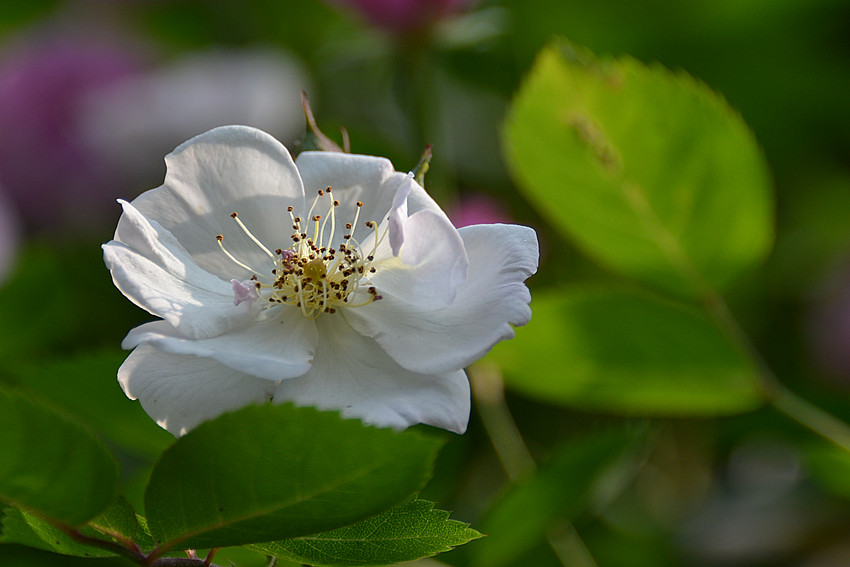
[249,496,481,566]
[503,41,773,297]
[490,287,763,415]
[145,404,443,551]
[0,387,118,526]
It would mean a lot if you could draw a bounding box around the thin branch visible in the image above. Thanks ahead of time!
[150,559,226,567]
[470,363,599,567]
[59,525,145,563]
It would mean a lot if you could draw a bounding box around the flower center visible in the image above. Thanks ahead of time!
[217,186,384,319]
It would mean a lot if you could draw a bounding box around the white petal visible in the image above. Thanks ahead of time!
[123,310,317,381]
[405,180,451,219]
[104,200,255,339]
[295,151,415,247]
[119,344,276,436]
[345,224,538,374]
[273,317,470,434]
[122,125,305,280]
[363,209,468,308]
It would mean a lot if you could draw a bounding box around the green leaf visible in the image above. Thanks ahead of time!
[1,506,55,552]
[473,428,643,567]
[0,387,119,526]
[145,404,444,551]
[87,497,139,548]
[0,496,137,558]
[489,287,763,415]
[503,41,773,297]
[0,507,115,558]
[249,496,481,566]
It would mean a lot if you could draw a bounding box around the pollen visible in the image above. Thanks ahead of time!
[216,187,386,319]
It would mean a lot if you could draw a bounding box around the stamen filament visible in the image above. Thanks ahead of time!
[231,212,276,260]
[217,235,265,275]
[219,195,383,319]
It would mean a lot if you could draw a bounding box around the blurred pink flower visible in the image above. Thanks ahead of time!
[449,193,511,228]
[0,35,140,232]
[332,0,477,32]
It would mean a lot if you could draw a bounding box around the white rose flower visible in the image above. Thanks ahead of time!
[104,126,538,436]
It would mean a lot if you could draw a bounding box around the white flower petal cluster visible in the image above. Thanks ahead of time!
[104,126,538,436]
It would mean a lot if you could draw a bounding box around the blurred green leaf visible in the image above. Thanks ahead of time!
[6,350,173,459]
[0,243,143,364]
[145,404,444,551]
[249,496,481,566]
[804,442,850,501]
[503,41,773,297]
[490,287,763,415]
[472,428,643,567]
[0,387,118,526]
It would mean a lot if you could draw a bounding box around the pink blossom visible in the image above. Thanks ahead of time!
[449,194,512,228]
[0,35,140,231]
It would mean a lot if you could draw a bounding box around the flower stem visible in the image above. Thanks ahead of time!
[470,363,599,567]
[702,290,850,453]
[768,384,850,452]
[470,362,534,482]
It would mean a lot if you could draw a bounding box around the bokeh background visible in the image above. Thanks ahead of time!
[2,0,850,566]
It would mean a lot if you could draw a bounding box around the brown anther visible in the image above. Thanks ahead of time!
[230,212,238,218]
[356,201,363,207]
[216,234,224,241]
[333,200,340,206]
[287,206,294,212]
[312,215,321,221]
